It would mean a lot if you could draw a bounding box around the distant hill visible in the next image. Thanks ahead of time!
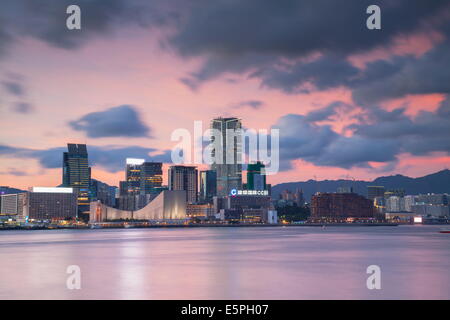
[0,186,25,195]
[271,169,450,201]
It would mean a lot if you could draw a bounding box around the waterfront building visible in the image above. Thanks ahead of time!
[310,192,375,220]
[0,193,26,216]
[168,165,198,204]
[25,187,78,220]
[213,192,274,223]
[62,143,90,211]
[186,203,214,219]
[90,190,187,222]
[210,117,242,197]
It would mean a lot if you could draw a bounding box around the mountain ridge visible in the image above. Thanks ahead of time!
[271,169,450,201]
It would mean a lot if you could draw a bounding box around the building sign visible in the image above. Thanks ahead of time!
[230,189,269,196]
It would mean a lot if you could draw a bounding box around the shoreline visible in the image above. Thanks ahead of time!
[0,222,402,231]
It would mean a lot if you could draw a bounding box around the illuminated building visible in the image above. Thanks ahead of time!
[62,143,90,212]
[210,117,242,197]
[90,190,187,222]
[168,165,198,204]
[25,187,77,220]
[119,159,163,210]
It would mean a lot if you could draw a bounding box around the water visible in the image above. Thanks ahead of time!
[0,225,449,300]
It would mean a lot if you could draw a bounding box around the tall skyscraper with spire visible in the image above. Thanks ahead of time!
[210,117,242,197]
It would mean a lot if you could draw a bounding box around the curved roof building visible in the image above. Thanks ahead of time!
[89,190,187,222]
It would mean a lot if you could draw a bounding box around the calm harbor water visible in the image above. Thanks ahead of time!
[0,225,449,299]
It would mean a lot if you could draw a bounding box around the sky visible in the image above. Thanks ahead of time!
[0,0,450,189]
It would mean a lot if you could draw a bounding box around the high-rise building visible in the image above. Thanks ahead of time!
[211,117,242,197]
[199,170,217,203]
[367,186,385,201]
[119,159,164,210]
[140,161,163,195]
[124,158,145,195]
[89,179,117,208]
[168,165,198,204]
[247,161,267,191]
[62,143,90,211]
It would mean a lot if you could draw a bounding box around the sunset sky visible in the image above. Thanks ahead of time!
[1,0,450,189]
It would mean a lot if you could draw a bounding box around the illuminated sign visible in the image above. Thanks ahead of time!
[126,158,145,165]
[31,187,73,193]
[230,189,269,196]
[413,216,423,224]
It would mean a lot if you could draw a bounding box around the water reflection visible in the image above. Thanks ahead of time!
[0,226,449,299]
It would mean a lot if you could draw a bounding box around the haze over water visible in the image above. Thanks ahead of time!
[0,225,449,299]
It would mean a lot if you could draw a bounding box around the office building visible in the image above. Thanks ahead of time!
[0,193,26,216]
[119,159,164,210]
[140,161,163,195]
[25,187,78,220]
[168,165,198,203]
[247,161,267,191]
[199,170,217,203]
[62,143,90,211]
[89,179,117,207]
[210,117,242,197]
[310,192,375,220]
[124,158,145,195]
[367,186,386,201]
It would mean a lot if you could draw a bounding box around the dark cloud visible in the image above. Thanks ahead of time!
[171,0,447,57]
[305,101,351,122]
[0,169,27,176]
[257,55,359,93]
[12,102,34,113]
[69,105,151,138]
[351,43,450,105]
[1,80,25,96]
[0,0,181,57]
[0,144,172,173]
[169,0,450,90]
[231,100,264,110]
[272,96,450,170]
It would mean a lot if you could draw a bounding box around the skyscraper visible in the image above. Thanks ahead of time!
[119,159,164,210]
[211,117,242,197]
[199,170,217,203]
[140,161,163,195]
[124,158,145,196]
[168,165,198,204]
[62,143,90,211]
[246,161,266,191]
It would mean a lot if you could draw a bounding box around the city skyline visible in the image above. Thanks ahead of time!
[1,1,450,190]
